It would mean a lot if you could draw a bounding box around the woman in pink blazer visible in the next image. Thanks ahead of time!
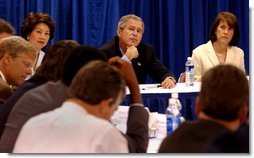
[192,12,245,82]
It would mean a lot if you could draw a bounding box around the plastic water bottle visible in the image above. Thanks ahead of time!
[185,57,194,86]
[166,93,182,135]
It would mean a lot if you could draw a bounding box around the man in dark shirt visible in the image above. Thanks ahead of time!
[100,14,176,88]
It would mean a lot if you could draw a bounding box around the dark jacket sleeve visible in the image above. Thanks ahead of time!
[0,76,46,137]
[125,106,149,153]
[138,44,176,83]
[100,36,176,83]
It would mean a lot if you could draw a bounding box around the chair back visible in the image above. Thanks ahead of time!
[178,72,185,83]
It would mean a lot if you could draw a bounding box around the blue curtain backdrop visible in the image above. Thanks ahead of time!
[0,0,249,82]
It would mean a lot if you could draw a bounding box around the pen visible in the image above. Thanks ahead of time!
[141,84,161,90]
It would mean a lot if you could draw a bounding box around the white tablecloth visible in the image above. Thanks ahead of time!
[126,82,201,94]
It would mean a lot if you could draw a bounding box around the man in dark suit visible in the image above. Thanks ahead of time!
[0,36,37,103]
[158,64,249,153]
[100,14,176,88]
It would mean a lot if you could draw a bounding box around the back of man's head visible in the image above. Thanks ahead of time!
[61,46,107,86]
[200,64,248,121]
[68,60,125,105]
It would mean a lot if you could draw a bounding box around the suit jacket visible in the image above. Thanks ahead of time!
[158,119,228,153]
[100,36,175,84]
[125,106,149,153]
[0,74,47,137]
[0,81,68,152]
[192,41,245,81]
[205,124,249,153]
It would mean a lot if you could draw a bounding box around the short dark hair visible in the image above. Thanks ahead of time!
[20,12,55,40]
[0,18,15,35]
[200,64,248,121]
[68,60,126,105]
[61,46,107,86]
[209,12,240,46]
[36,40,80,81]
[118,14,144,33]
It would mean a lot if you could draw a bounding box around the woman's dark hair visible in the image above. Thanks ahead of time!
[36,40,80,81]
[20,12,56,40]
[209,12,240,46]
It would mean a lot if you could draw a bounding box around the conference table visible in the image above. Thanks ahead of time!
[122,82,201,120]
[112,82,201,153]
[114,78,248,153]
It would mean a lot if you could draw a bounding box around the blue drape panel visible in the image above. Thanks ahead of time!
[0,0,249,82]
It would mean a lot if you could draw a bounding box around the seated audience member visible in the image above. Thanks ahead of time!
[13,59,143,153]
[205,124,249,153]
[100,14,176,88]
[0,18,15,39]
[20,12,56,71]
[192,12,245,81]
[0,40,79,136]
[158,64,248,153]
[0,36,36,95]
[0,47,148,153]
[0,46,106,152]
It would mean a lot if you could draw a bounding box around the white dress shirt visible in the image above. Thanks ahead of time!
[13,101,129,153]
[0,71,7,83]
[25,50,45,80]
[35,50,45,70]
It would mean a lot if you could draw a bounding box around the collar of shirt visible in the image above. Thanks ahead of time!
[119,47,125,56]
[0,70,7,82]
[119,47,131,63]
